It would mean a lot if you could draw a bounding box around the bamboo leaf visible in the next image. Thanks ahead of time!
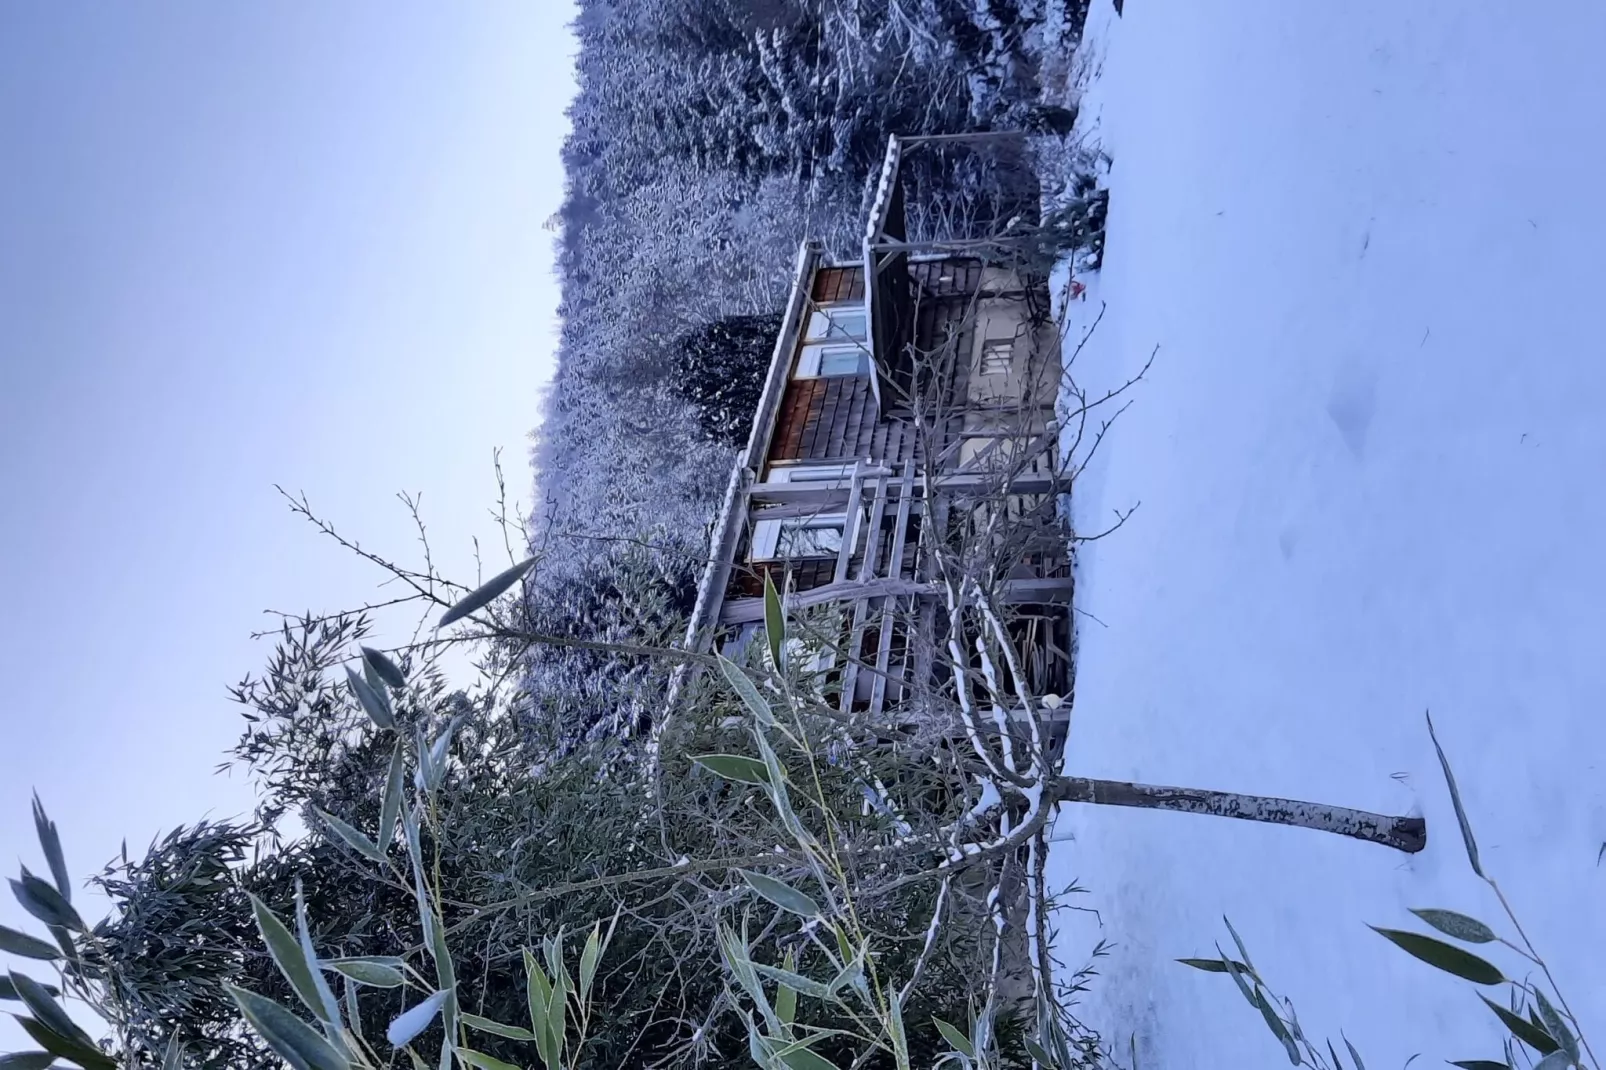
[248,894,329,1022]
[387,990,451,1048]
[161,1033,185,1070]
[779,1049,839,1070]
[1426,711,1483,877]
[1328,1039,1346,1070]
[717,655,775,726]
[1253,991,1300,1064]
[313,809,385,864]
[345,668,395,730]
[7,973,96,1051]
[325,957,406,989]
[1409,909,1496,944]
[1450,1062,1509,1070]
[888,991,911,1070]
[361,646,407,689]
[933,1018,974,1058]
[457,1051,522,1070]
[14,1016,114,1070]
[2,975,60,1002]
[751,962,832,1000]
[1176,957,1250,974]
[1478,997,1558,1055]
[0,927,59,962]
[1369,928,1504,985]
[227,987,348,1070]
[344,976,363,1042]
[737,870,821,918]
[693,754,773,786]
[1344,1034,1367,1070]
[1222,916,1255,973]
[1531,988,1577,1064]
[10,873,83,933]
[764,573,786,671]
[1218,949,1259,1008]
[438,558,536,628]
[294,881,342,1028]
[524,949,556,1070]
[1532,1053,1574,1070]
[377,743,406,854]
[461,1014,535,1042]
[0,1053,56,1070]
[579,924,602,1004]
[1025,1038,1057,1068]
[30,796,70,906]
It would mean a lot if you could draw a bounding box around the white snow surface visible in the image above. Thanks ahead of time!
[1049,1,1606,1066]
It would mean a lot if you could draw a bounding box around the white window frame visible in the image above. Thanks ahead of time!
[764,462,856,485]
[750,513,848,561]
[805,305,868,344]
[978,336,1015,376]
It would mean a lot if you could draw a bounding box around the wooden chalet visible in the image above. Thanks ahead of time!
[684,134,1073,723]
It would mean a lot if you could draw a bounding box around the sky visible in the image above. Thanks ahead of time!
[0,3,576,1041]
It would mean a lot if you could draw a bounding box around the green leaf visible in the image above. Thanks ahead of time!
[1344,1034,1367,1070]
[248,894,330,1022]
[1532,1053,1574,1070]
[1176,957,1250,974]
[1409,909,1496,944]
[386,990,451,1048]
[1025,1037,1056,1068]
[751,962,832,1000]
[1218,949,1259,1008]
[161,1033,185,1070]
[293,882,343,1028]
[439,558,536,628]
[346,668,395,730]
[457,1051,522,1070]
[10,873,83,933]
[524,949,556,1070]
[313,809,385,864]
[325,957,405,988]
[0,927,59,962]
[1,976,59,1002]
[578,924,602,1004]
[715,922,781,1036]
[227,986,349,1070]
[0,1053,57,1070]
[1222,916,1255,973]
[1253,991,1300,1064]
[1328,1039,1346,1070]
[764,573,786,671]
[1426,711,1483,877]
[1449,1062,1509,1070]
[14,1017,114,1070]
[1369,928,1504,985]
[738,870,821,918]
[1531,988,1577,1064]
[344,976,363,1042]
[461,1014,535,1042]
[887,991,911,1070]
[30,796,70,906]
[6,972,93,1051]
[933,1018,974,1058]
[779,1048,839,1070]
[717,655,775,726]
[693,754,773,785]
[361,646,407,689]
[377,744,406,854]
[1479,996,1559,1055]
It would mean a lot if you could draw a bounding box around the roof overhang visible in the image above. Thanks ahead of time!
[681,239,823,652]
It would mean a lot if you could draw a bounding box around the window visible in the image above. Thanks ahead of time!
[750,514,847,561]
[979,337,1014,376]
[766,463,855,484]
[806,306,868,343]
[796,343,867,378]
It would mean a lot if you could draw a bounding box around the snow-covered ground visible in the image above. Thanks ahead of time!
[1050,1,1606,1066]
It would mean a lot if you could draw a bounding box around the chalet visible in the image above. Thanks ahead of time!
[683,134,1073,726]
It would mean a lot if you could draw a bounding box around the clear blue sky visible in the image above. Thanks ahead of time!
[0,3,576,1039]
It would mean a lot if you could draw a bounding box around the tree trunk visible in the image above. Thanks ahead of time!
[1047,776,1426,854]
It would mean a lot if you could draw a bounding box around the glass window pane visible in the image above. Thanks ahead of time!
[807,308,867,343]
[818,345,864,376]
